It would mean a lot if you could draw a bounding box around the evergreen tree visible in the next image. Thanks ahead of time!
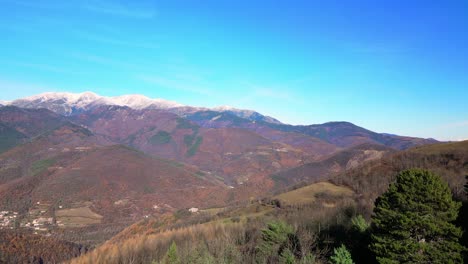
[165,241,180,264]
[257,221,302,263]
[350,215,369,234]
[465,175,468,198]
[370,169,464,263]
[349,215,372,263]
[329,245,354,264]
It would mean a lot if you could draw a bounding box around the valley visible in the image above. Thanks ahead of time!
[0,93,466,263]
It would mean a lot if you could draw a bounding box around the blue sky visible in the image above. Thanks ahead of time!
[0,0,467,141]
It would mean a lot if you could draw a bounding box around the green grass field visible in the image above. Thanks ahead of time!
[273,182,354,206]
[56,207,103,227]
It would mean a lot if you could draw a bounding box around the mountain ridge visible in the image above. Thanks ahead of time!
[2,92,440,145]
[5,92,283,125]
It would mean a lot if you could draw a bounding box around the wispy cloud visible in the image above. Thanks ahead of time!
[73,31,159,49]
[6,62,85,75]
[137,75,212,96]
[4,0,156,19]
[83,1,156,19]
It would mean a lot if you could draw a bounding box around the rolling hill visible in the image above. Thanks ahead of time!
[186,111,437,150]
[332,140,468,216]
[0,106,70,153]
[70,106,317,193]
[66,141,468,264]
[271,143,395,189]
[0,93,453,263]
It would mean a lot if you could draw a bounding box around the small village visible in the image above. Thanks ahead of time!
[0,202,60,233]
[0,210,18,229]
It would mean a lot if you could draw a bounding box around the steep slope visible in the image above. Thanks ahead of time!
[71,106,315,193]
[30,145,227,216]
[0,123,26,153]
[186,110,339,158]
[211,106,283,124]
[187,111,437,150]
[9,92,183,116]
[5,92,437,152]
[271,143,395,188]
[0,107,65,135]
[0,142,227,219]
[0,133,229,245]
[332,140,468,215]
[0,106,70,153]
[68,178,357,264]
[0,230,86,264]
[0,122,109,196]
[8,92,281,125]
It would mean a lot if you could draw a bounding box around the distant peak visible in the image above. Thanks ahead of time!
[113,94,150,100]
[9,91,185,115]
[6,92,282,124]
[213,105,236,111]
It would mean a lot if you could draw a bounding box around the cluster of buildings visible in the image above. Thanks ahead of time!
[22,217,54,231]
[0,210,18,229]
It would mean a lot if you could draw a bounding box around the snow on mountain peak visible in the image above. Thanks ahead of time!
[5,92,281,124]
[213,105,255,115]
[213,105,236,111]
[23,91,100,103]
[9,92,184,114]
[109,94,182,109]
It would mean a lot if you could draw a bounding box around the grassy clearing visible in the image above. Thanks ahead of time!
[199,207,225,215]
[273,181,354,206]
[56,207,103,227]
[31,159,56,176]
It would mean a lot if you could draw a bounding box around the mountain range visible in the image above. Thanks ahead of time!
[0,91,443,255]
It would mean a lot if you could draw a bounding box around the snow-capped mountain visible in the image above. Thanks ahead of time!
[8,92,183,116]
[212,105,282,124]
[4,92,283,124]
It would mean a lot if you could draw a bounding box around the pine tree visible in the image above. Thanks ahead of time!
[370,169,464,263]
[165,241,180,264]
[349,215,372,263]
[257,221,302,263]
[465,175,468,198]
[351,215,369,234]
[329,244,354,264]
